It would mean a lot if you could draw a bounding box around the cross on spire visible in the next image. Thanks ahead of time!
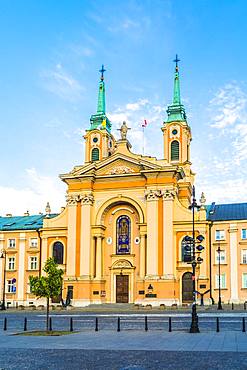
[173,54,180,69]
[99,64,106,81]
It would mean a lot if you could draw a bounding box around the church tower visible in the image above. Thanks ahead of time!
[162,55,192,165]
[84,65,115,163]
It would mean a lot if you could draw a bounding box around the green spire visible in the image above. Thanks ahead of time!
[89,65,111,132]
[166,55,187,123]
[97,65,106,114]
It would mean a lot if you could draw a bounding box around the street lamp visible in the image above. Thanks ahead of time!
[0,250,6,310]
[217,245,223,310]
[184,186,205,333]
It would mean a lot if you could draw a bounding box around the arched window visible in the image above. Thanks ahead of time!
[92,148,99,161]
[53,242,64,265]
[171,140,179,161]
[116,215,131,254]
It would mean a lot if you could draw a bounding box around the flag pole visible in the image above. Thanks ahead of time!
[142,125,145,155]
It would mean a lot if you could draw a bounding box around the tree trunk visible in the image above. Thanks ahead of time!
[46,297,49,331]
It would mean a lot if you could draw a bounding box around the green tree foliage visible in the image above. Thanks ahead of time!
[29,257,63,331]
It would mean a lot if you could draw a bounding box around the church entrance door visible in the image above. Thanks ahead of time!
[182,272,193,302]
[116,275,129,303]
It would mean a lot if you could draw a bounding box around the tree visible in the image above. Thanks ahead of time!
[29,257,63,331]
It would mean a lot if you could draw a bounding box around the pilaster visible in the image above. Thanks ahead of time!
[66,194,80,277]
[80,193,94,278]
[17,233,26,302]
[162,189,175,279]
[145,190,159,278]
[95,236,103,279]
[229,224,239,302]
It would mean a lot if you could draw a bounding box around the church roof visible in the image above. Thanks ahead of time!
[0,214,58,231]
[207,202,247,221]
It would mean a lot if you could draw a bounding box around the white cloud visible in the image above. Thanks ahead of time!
[0,169,66,216]
[192,82,247,205]
[40,64,84,101]
[109,99,165,156]
[210,82,247,129]
[126,99,149,111]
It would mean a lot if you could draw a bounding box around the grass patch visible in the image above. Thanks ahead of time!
[14,330,76,336]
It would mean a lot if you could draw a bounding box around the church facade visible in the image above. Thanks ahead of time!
[0,62,247,307]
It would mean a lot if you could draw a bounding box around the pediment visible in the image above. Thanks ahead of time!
[97,158,140,176]
[62,153,162,179]
[96,154,161,176]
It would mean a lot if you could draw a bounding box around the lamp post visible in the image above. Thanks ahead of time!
[184,186,205,333]
[217,245,223,310]
[190,186,200,333]
[0,250,6,310]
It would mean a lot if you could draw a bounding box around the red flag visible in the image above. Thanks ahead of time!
[141,119,148,127]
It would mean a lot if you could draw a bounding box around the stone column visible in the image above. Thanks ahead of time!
[17,232,26,303]
[66,194,80,277]
[95,236,103,280]
[139,233,146,279]
[162,189,175,278]
[145,190,160,278]
[80,193,94,278]
[229,224,239,302]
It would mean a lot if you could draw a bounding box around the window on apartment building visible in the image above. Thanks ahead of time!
[7,279,16,293]
[241,229,247,240]
[242,250,247,264]
[215,274,226,289]
[30,238,38,248]
[215,230,225,240]
[29,256,38,270]
[8,257,15,270]
[215,250,226,264]
[8,239,16,248]
[242,274,247,289]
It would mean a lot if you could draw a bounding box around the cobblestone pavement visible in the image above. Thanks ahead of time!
[0,349,247,370]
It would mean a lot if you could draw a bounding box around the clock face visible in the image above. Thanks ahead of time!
[172,129,178,135]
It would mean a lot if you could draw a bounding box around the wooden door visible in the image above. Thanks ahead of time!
[182,272,193,302]
[116,275,129,303]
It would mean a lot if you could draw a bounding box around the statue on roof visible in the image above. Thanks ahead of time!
[119,121,130,140]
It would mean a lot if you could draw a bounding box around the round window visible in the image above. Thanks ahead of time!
[172,129,178,135]
[93,137,98,143]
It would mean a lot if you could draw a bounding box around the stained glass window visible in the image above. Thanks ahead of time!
[116,215,130,254]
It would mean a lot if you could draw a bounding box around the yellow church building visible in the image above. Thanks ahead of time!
[0,61,247,308]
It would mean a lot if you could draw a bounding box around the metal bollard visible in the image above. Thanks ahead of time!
[117,317,120,332]
[216,317,220,332]
[95,317,98,332]
[24,317,27,332]
[49,317,52,331]
[70,317,73,332]
[3,317,7,331]
[242,317,246,333]
[232,303,234,310]
[168,317,172,332]
[145,316,148,331]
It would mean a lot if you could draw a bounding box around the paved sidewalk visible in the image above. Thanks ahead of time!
[0,330,247,352]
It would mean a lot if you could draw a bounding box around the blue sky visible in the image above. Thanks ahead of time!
[0,0,247,214]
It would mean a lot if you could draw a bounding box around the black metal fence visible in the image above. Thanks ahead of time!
[1,315,247,333]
